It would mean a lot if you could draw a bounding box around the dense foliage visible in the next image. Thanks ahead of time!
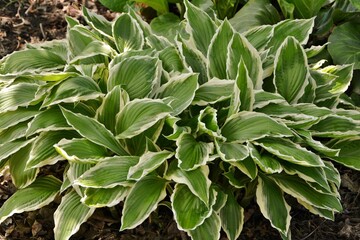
[0,1,359,239]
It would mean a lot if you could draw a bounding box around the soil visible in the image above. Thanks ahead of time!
[0,1,360,239]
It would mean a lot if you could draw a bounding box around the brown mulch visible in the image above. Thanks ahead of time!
[1,1,360,239]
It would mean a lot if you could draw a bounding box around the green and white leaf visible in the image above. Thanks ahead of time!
[26,131,78,169]
[157,73,199,116]
[193,78,234,105]
[171,184,213,230]
[166,164,211,205]
[61,107,128,156]
[75,156,139,188]
[208,20,234,80]
[42,76,103,107]
[0,176,61,224]
[281,162,330,192]
[0,83,38,112]
[150,13,182,42]
[0,107,39,131]
[0,138,36,166]
[256,175,290,235]
[196,106,222,138]
[253,90,286,109]
[115,99,172,139]
[54,138,108,163]
[176,133,214,171]
[273,36,309,104]
[329,139,360,170]
[216,140,249,162]
[189,211,221,240]
[268,18,315,55]
[69,40,115,65]
[184,0,216,56]
[285,0,327,18]
[229,0,280,33]
[54,190,95,240]
[221,112,293,142]
[9,143,39,189]
[296,130,340,157]
[67,162,93,197]
[235,59,255,111]
[107,56,160,99]
[82,7,112,37]
[248,143,283,173]
[0,49,65,74]
[128,150,174,180]
[96,86,129,134]
[176,36,208,84]
[271,174,342,212]
[113,13,144,52]
[310,115,359,138]
[254,138,324,167]
[26,107,71,136]
[0,121,28,144]
[243,25,274,51]
[82,186,129,208]
[121,176,167,230]
[227,32,263,89]
[220,193,244,240]
[230,156,258,180]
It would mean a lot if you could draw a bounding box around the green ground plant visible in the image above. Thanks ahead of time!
[0,1,359,239]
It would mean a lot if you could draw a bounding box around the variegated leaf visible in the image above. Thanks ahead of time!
[171,184,213,231]
[193,78,234,105]
[208,20,234,80]
[96,86,129,134]
[54,190,95,240]
[121,176,167,230]
[157,73,199,116]
[107,56,161,99]
[166,163,211,205]
[61,107,128,156]
[176,133,214,171]
[268,18,315,55]
[227,32,263,89]
[256,175,291,235]
[42,76,103,107]
[220,193,244,240]
[248,143,283,174]
[273,36,309,104]
[75,156,139,188]
[221,112,293,142]
[26,107,71,136]
[128,150,173,181]
[189,211,221,240]
[271,174,342,212]
[0,176,61,224]
[0,83,38,112]
[254,138,324,167]
[0,138,36,166]
[115,99,172,139]
[54,138,108,163]
[113,13,144,52]
[0,106,39,131]
[82,186,129,208]
[26,131,78,169]
[184,0,216,56]
[0,49,65,74]
[9,143,39,189]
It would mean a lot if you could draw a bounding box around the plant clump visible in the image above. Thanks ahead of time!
[0,1,359,240]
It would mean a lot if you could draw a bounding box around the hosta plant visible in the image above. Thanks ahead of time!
[0,1,360,239]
